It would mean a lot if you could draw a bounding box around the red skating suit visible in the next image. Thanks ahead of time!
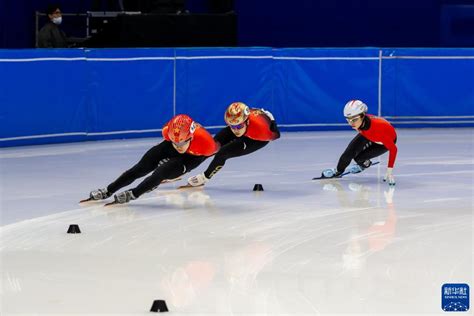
[244,109,280,141]
[359,115,398,168]
[162,123,219,157]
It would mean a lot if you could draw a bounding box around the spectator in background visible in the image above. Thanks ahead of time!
[37,4,69,48]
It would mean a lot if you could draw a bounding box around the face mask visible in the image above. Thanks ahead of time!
[52,16,62,25]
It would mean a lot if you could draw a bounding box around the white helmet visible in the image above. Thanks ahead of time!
[343,100,368,118]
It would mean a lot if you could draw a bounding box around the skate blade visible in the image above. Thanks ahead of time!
[104,201,120,207]
[312,176,339,180]
[162,177,182,184]
[312,172,348,180]
[79,197,94,203]
[312,176,329,180]
[312,161,381,180]
[178,184,204,189]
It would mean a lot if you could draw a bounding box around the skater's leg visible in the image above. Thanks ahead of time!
[107,142,176,194]
[336,134,371,173]
[204,138,268,179]
[354,144,387,167]
[354,138,396,167]
[132,155,206,197]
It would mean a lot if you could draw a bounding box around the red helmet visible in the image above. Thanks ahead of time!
[224,102,250,127]
[168,114,196,144]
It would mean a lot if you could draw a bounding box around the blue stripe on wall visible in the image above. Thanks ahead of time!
[0,47,473,147]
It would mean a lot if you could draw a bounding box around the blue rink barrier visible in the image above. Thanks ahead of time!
[0,48,473,147]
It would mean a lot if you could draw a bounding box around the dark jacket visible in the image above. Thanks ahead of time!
[37,21,68,48]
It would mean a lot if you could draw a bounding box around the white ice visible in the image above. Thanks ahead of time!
[1,129,473,315]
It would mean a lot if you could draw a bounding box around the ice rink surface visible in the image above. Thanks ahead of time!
[1,129,473,315]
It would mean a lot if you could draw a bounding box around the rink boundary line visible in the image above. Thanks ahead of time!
[0,132,87,141]
[0,203,377,231]
[0,194,168,230]
[390,120,474,124]
[193,56,473,61]
[87,128,163,135]
[176,55,274,60]
[87,57,174,61]
[0,57,174,62]
[383,55,474,59]
[398,170,473,177]
[277,123,347,127]
[2,121,473,142]
[0,205,95,231]
[423,197,462,203]
[386,115,474,119]
[1,55,473,63]
[0,129,164,142]
[0,124,346,142]
[277,56,474,60]
[0,56,372,62]
[273,56,379,60]
[0,57,87,62]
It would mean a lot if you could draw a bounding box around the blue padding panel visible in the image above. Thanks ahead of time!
[0,49,88,144]
[273,49,379,129]
[382,49,474,127]
[175,48,274,127]
[0,47,473,147]
[86,49,174,136]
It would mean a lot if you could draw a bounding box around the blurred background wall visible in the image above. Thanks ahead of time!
[1,0,474,48]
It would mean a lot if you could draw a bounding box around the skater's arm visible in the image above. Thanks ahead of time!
[213,127,236,147]
[382,138,398,168]
[269,120,280,140]
[382,137,397,185]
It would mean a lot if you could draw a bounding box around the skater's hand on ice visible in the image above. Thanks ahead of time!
[187,173,209,187]
[383,168,395,186]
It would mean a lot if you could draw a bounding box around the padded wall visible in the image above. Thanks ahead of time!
[0,48,473,147]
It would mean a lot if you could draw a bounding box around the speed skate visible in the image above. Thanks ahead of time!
[312,161,380,180]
